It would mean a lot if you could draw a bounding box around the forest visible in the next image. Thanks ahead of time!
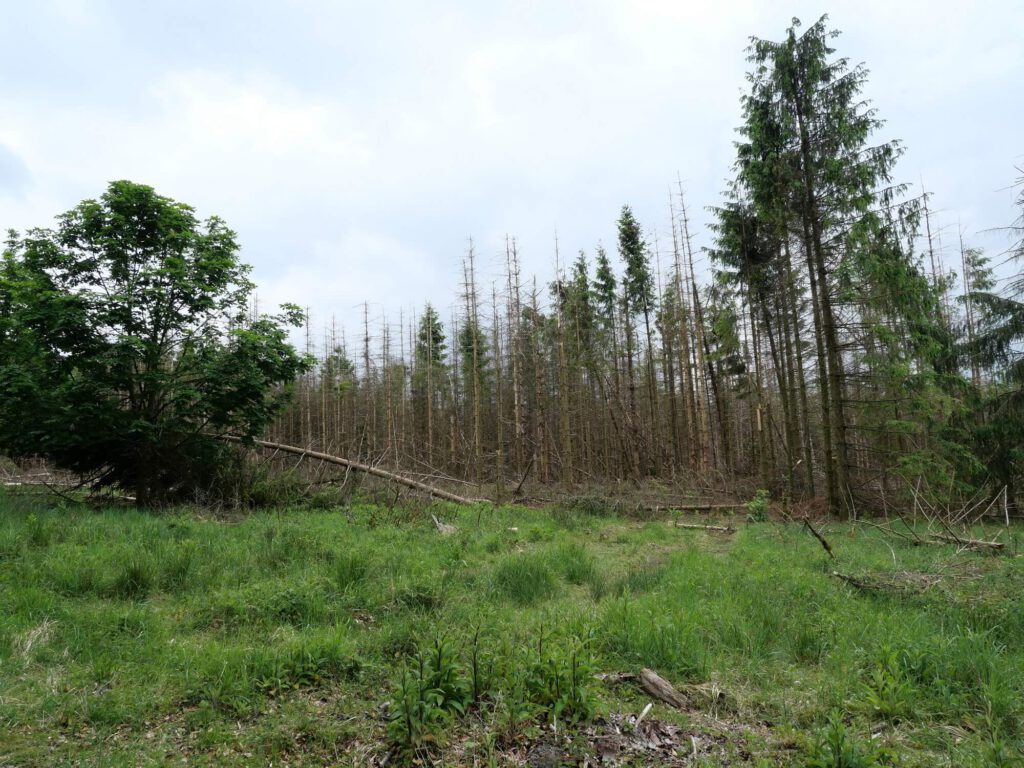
[1,14,1023,768]
[3,17,1022,516]
[260,19,1024,520]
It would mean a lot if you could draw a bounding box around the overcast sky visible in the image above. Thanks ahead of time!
[2,1,1021,348]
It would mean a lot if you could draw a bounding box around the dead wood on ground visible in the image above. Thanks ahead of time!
[221,436,487,506]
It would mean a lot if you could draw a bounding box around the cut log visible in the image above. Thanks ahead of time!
[220,436,487,506]
[639,668,689,709]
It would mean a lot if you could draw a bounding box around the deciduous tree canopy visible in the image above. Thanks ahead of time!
[0,180,309,504]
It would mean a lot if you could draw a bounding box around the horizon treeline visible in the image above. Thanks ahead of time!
[268,17,1024,516]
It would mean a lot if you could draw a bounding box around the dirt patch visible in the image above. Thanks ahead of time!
[513,712,763,766]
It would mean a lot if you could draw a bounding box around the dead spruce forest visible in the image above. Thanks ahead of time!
[3,18,1021,516]
[260,56,1023,520]
[2,15,1024,768]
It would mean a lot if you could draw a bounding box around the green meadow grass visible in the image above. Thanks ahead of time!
[0,492,1021,766]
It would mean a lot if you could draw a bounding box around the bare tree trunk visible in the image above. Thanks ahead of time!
[506,237,526,475]
[555,279,573,484]
[785,241,816,495]
[677,184,712,472]
[492,286,505,492]
[795,95,850,516]
[530,281,549,483]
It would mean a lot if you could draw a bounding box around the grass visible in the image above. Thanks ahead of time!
[0,492,1022,766]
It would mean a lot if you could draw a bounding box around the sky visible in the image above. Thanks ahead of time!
[1,0,1021,351]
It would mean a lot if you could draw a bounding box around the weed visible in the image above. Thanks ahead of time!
[806,712,893,767]
[386,634,470,761]
[747,489,771,522]
[334,550,370,591]
[483,533,507,553]
[25,513,59,548]
[393,580,443,612]
[266,586,323,626]
[255,640,359,696]
[520,625,598,725]
[859,646,915,723]
[600,594,704,678]
[187,637,359,715]
[158,540,197,592]
[586,570,609,602]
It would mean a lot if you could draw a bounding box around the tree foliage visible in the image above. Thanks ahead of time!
[0,180,309,504]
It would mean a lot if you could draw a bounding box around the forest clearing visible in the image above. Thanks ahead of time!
[1,6,1023,768]
[1,490,1021,766]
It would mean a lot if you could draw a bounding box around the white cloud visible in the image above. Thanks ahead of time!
[261,229,447,326]
[1,1,1020,335]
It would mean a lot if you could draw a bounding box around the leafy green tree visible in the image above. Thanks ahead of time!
[0,180,309,504]
[321,346,358,398]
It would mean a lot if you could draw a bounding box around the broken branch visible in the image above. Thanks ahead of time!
[802,518,835,558]
[927,533,1004,551]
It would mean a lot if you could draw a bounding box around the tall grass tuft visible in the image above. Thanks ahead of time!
[110,552,157,600]
[490,552,557,605]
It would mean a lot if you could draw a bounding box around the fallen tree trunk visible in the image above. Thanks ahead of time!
[221,436,488,506]
[674,522,735,533]
[654,503,746,512]
[927,533,1005,551]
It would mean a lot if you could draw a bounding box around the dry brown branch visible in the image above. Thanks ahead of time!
[802,518,835,558]
[512,454,535,498]
[856,518,917,544]
[831,570,942,594]
[831,571,869,590]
